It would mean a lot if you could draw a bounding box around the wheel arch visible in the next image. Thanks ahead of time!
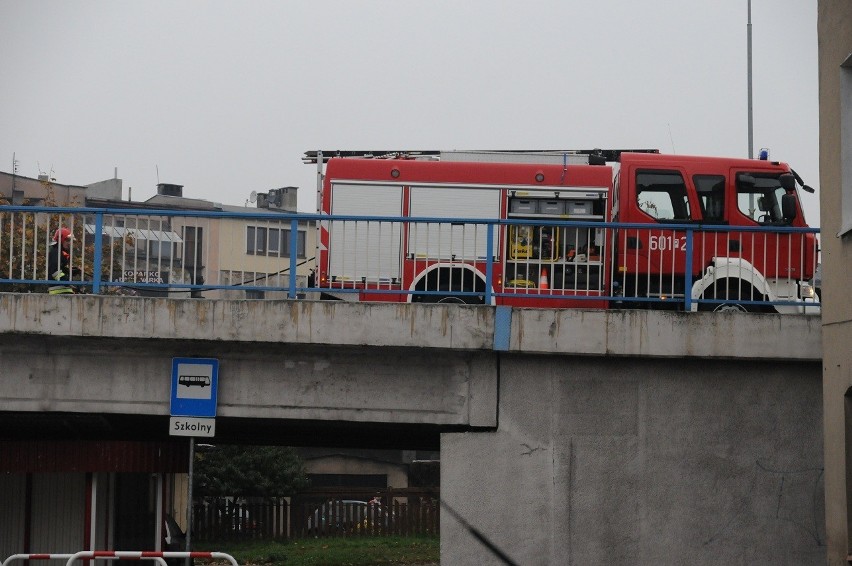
[408,263,494,304]
[690,258,774,312]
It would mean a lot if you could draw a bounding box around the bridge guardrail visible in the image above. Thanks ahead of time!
[0,206,820,312]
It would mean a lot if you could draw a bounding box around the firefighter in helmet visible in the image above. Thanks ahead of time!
[47,227,75,295]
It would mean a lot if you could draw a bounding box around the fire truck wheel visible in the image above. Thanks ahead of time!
[417,294,483,305]
[698,282,763,313]
[712,303,749,313]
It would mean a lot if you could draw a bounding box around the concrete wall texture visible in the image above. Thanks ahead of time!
[442,356,824,565]
[818,1,852,564]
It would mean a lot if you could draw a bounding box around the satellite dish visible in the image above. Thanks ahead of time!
[249,190,257,203]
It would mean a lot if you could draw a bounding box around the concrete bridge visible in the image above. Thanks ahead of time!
[0,294,824,565]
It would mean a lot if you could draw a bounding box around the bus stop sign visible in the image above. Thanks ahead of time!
[171,358,219,418]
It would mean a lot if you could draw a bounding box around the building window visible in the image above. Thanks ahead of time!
[247,226,267,255]
[840,54,852,237]
[268,229,280,256]
[183,226,203,267]
[282,229,307,258]
[148,240,173,260]
[247,226,306,258]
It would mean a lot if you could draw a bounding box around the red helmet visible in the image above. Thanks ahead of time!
[52,227,74,244]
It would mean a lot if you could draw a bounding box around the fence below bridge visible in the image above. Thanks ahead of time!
[192,490,439,541]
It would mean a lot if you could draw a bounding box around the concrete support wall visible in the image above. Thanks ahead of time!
[442,355,824,565]
[818,1,852,564]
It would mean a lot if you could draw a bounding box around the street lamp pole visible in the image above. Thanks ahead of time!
[747,0,754,159]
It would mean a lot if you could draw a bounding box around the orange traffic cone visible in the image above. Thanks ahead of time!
[539,267,549,290]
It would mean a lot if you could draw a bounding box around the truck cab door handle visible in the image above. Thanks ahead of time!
[729,240,740,252]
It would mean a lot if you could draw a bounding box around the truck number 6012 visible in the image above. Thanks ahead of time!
[649,235,687,252]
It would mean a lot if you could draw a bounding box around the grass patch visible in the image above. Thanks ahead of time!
[195,536,439,566]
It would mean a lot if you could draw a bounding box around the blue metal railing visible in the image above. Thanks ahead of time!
[0,206,821,312]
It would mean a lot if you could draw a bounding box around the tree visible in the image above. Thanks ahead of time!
[1,182,56,291]
[193,445,310,498]
[1,180,129,293]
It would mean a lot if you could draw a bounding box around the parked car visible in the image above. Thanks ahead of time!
[307,499,392,535]
[220,505,257,533]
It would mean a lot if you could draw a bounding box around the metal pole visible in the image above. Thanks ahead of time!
[92,212,104,294]
[746,0,756,218]
[185,438,194,566]
[485,224,494,305]
[747,0,753,160]
[315,150,324,291]
[289,218,298,298]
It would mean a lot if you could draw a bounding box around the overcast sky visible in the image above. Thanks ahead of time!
[0,0,820,224]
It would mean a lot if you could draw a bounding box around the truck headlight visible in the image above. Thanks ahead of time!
[800,282,816,299]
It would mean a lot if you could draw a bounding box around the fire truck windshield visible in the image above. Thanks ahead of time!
[736,174,792,224]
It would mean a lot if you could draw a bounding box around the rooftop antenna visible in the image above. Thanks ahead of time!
[667,123,676,154]
[12,152,18,194]
[156,165,160,184]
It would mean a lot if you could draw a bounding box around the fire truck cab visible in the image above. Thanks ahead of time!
[613,152,818,313]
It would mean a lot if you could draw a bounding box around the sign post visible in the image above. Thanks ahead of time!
[170,357,219,564]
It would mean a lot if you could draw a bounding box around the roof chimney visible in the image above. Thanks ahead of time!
[157,183,183,197]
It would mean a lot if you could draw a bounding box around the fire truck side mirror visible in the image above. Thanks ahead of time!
[779,174,796,190]
[781,193,797,222]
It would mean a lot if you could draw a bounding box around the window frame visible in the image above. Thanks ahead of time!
[635,169,692,223]
[735,173,789,225]
[246,226,268,255]
[247,225,307,258]
[693,174,727,223]
[839,54,852,237]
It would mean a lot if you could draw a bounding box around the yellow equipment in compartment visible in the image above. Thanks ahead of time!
[505,278,536,289]
[509,225,561,261]
[509,225,533,259]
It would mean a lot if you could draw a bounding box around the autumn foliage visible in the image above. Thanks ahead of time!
[0,180,126,293]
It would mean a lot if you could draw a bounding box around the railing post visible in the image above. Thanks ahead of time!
[289,218,298,299]
[684,227,694,311]
[484,223,494,305]
[92,212,104,295]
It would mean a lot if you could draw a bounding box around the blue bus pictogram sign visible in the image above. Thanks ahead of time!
[171,358,219,417]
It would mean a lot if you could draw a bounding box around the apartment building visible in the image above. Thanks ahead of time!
[818,1,852,563]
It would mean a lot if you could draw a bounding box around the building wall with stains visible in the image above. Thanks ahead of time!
[442,356,824,565]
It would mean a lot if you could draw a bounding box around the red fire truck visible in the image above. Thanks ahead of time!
[307,150,819,313]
